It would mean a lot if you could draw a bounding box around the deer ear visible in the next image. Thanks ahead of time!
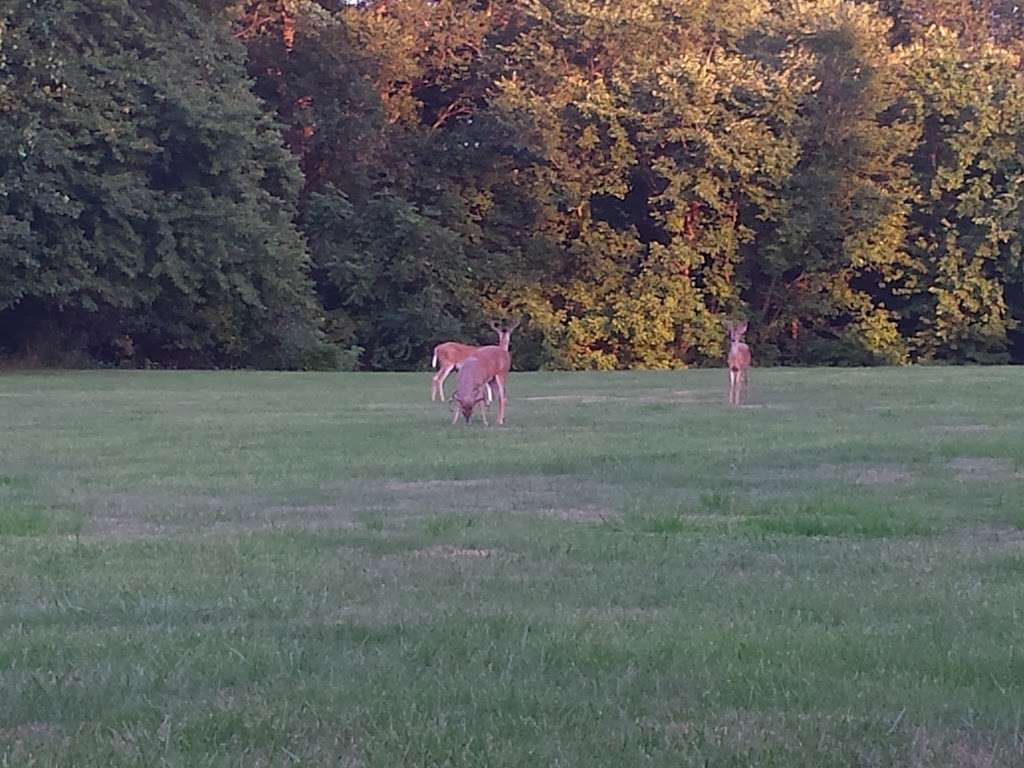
[737,321,748,335]
[722,319,733,331]
[507,318,521,332]
[488,320,501,331]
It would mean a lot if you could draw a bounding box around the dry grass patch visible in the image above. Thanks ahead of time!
[806,463,914,486]
[936,424,992,434]
[954,525,1024,549]
[660,711,849,754]
[853,465,914,485]
[85,516,172,539]
[0,722,63,742]
[522,389,705,404]
[79,490,362,539]
[949,457,1020,482]
[260,504,361,530]
[77,490,235,539]
[522,394,608,402]
[745,463,915,491]
[412,545,497,559]
[0,721,65,763]
[909,727,1023,768]
[74,456,528,539]
[380,475,621,518]
[380,478,493,493]
[358,402,423,411]
[537,505,617,523]
[579,606,663,623]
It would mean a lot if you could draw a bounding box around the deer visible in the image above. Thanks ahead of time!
[431,319,520,402]
[450,344,511,426]
[724,319,751,406]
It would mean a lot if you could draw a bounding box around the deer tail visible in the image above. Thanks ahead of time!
[432,349,438,369]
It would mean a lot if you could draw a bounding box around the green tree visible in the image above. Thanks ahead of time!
[487,0,812,368]
[0,0,330,367]
[746,0,918,366]
[236,0,542,369]
[900,28,1024,362]
[251,0,1024,368]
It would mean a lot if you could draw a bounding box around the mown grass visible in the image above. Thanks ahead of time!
[1,367,1023,767]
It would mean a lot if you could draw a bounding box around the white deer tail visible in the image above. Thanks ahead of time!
[432,350,438,369]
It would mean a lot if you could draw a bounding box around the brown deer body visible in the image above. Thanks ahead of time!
[431,320,519,401]
[725,320,751,405]
[451,346,511,426]
[431,342,479,401]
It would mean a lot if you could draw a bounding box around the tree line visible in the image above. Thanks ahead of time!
[2,0,1023,370]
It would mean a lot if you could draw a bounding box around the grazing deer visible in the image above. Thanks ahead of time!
[431,319,520,401]
[451,344,511,426]
[725,319,751,405]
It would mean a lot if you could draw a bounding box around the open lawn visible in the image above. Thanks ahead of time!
[2,367,1024,767]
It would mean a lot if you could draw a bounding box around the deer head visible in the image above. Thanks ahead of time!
[723,319,748,343]
[451,387,486,423]
[489,318,522,350]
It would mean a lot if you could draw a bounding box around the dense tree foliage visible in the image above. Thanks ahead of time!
[0,0,332,367]
[2,0,1023,368]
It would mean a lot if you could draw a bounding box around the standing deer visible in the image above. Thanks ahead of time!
[431,319,519,401]
[725,320,751,405]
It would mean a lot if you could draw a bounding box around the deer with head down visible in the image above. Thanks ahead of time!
[450,319,519,426]
[431,320,519,402]
[724,319,751,405]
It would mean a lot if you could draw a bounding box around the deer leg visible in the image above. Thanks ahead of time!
[485,382,493,405]
[433,364,455,401]
[479,400,488,426]
[494,377,507,425]
[436,364,457,401]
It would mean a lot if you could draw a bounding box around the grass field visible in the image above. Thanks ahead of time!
[2,367,1024,767]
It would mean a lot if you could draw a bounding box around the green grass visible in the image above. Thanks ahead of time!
[2,367,1024,767]
[744,496,932,537]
